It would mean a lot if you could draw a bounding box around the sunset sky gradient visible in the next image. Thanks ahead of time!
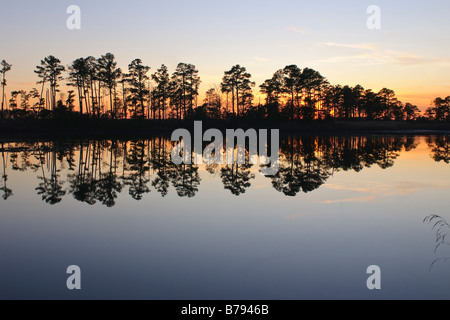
[1,0,450,109]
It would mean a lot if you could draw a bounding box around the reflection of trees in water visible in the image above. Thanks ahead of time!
[36,148,66,205]
[271,165,329,196]
[323,136,413,171]
[269,136,415,196]
[271,136,328,196]
[97,141,122,207]
[1,143,12,200]
[150,137,171,197]
[427,136,450,163]
[221,163,254,196]
[150,137,201,198]
[9,150,32,172]
[171,163,200,198]
[68,140,122,206]
[124,140,150,200]
[0,135,427,205]
[69,141,97,205]
[205,162,219,175]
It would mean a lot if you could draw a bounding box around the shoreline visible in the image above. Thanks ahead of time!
[1,119,450,140]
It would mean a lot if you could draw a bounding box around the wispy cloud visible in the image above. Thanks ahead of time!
[287,27,310,35]
[324,184,371,193]
[286,212,309,219]
[319,42,378,51]
[315,42,450,66]
[384,50,450,66]
[321,180,450,205]
[254,57,269,62]
[322,196,376,204]
[277,44,294,49]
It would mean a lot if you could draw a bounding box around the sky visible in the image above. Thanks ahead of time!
[1,0,450,110]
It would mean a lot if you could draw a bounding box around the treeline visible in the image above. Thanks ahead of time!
[0,54,447,122]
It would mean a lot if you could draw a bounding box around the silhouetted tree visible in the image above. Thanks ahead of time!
[260,70,284,118]
[128,59,150,119]
[322,84,342,119]
[8,91,20,117]
[361,89,382,120]
[1,60,12,118]
[97,53,121,118]
[85,56,100,116]
[221,65,254,117]
[65,90,76,111]
[68,57,90,115]
[300,67,327,120]
[378,88,397,120]
[152,65,170,120]
[173,63,200,118]
[204,86,222,119]
[281,65,302,120]
[34,55,65,112]
[427,97,450,121]
[403,103,420,121]
[260,70,284,106]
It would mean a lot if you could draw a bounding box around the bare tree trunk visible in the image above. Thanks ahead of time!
[147,81,151,120]
[139,75,144,119]
[91,80,96,117]
[182,75,186,119]
[121,81,126,119]
[77,78,83,115]
[38,80,46,113]
[84,81,90,116]
[113,83,117,119]
[1,73,5,118]
[109,87,113,119]
[291,89,294,120]
[46,90,49,110]
[226,92,229,114]
[98,81,102,117]
[236,87,239,117]
[231,86,235,115]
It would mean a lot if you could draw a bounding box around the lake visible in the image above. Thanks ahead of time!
[1,135,450,299]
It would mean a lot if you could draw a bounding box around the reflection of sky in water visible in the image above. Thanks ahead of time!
[1,136,450,299]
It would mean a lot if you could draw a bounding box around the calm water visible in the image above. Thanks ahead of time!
[1,135,450,299]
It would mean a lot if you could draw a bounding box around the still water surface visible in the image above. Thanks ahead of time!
[1,135,450,299]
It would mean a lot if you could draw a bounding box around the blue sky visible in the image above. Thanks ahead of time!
[1,0,450,108]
